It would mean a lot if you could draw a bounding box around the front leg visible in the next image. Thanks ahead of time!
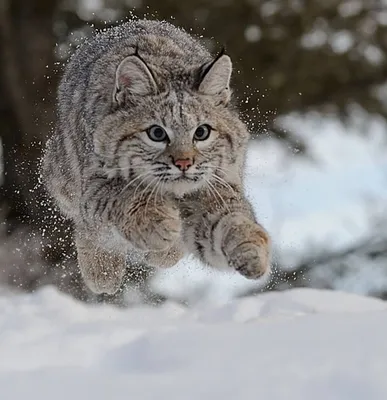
[143,241,185,269]
[181,186,271,279]
[80,175,182,253]
[217,213,271,278]
[75,228,127,294]
[76,175,185,294]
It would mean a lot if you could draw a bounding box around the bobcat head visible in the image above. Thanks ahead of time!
[93,48,249,196]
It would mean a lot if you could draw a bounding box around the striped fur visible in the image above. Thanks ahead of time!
[42,19,271,294]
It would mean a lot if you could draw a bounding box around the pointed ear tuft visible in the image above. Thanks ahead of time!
[198,54,232,105]
[113,55,157,103]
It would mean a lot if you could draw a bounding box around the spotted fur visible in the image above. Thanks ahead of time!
[42,19,271,294]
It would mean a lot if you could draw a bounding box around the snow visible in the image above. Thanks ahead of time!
[249,112,387,258]
[0,287,386,400]
[2,107,387,398]
[1,97,387,400]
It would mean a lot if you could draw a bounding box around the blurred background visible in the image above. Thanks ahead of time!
[1,0,387,304]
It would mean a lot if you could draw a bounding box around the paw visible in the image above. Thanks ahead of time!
[124,202,182,252]
[142,211,182,251]
[76,233,126,295]
[144,242,185,268]
[83,266,125,295]
[228,241,270,279]
[224,220,271,279]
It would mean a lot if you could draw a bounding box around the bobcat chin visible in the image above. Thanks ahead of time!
[42,19,272,294]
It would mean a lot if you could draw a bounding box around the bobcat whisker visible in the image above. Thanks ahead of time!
[138,176,159,204]
[154,175,166,208]
[131,173,156,199]
[204,163,233,176]
[205,178,230,212]
[119,170,153,196]
[211,174,236,193]
[144,176,162,216]
[141,177,171,220]
[204,180,223,210]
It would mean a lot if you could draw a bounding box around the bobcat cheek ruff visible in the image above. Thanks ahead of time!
[42,19,271,294]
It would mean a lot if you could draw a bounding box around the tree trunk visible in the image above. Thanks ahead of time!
[0,0,56,221]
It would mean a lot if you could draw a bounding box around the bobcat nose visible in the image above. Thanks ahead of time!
[173,158,193,171]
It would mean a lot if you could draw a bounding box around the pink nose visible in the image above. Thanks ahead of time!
[174,158,193,171]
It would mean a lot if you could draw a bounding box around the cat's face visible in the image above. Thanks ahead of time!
[94,53,249,197]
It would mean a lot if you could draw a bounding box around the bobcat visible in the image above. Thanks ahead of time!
[42,19,271,295]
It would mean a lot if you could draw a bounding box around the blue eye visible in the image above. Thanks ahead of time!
[147,125,168,142]
[194,124,212,141]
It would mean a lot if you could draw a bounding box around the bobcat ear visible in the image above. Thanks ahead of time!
[113,55,157,103]
[198,53,232,105]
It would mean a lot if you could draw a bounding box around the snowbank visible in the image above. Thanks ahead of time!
[1,287,386,400]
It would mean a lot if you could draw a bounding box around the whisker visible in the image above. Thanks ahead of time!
[144,176,161,216]
[138,176,158,204]
[204,180,221,210]
[132,174,155,198]
[119,171,152,195]
[204,163,233,176]
[205,178,230,212]
[206,179,230,211]
[211,174,236,193]
[153,176,164,208]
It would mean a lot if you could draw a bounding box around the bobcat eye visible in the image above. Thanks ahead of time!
[146,125,168,142]
[194,124,212,141]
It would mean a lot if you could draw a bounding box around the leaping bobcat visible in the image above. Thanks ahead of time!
[42,19,272,294]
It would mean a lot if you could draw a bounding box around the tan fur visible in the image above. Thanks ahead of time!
[42,19,271,294]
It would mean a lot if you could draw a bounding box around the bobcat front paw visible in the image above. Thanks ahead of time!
[144,242,185,268]
[224,220,271,279]
[76,233,126,295]
[121,202,182,252]
[141,213,182,251]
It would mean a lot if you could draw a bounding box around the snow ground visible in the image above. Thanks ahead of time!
[1,111,387,399]
[1,287,387,400]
